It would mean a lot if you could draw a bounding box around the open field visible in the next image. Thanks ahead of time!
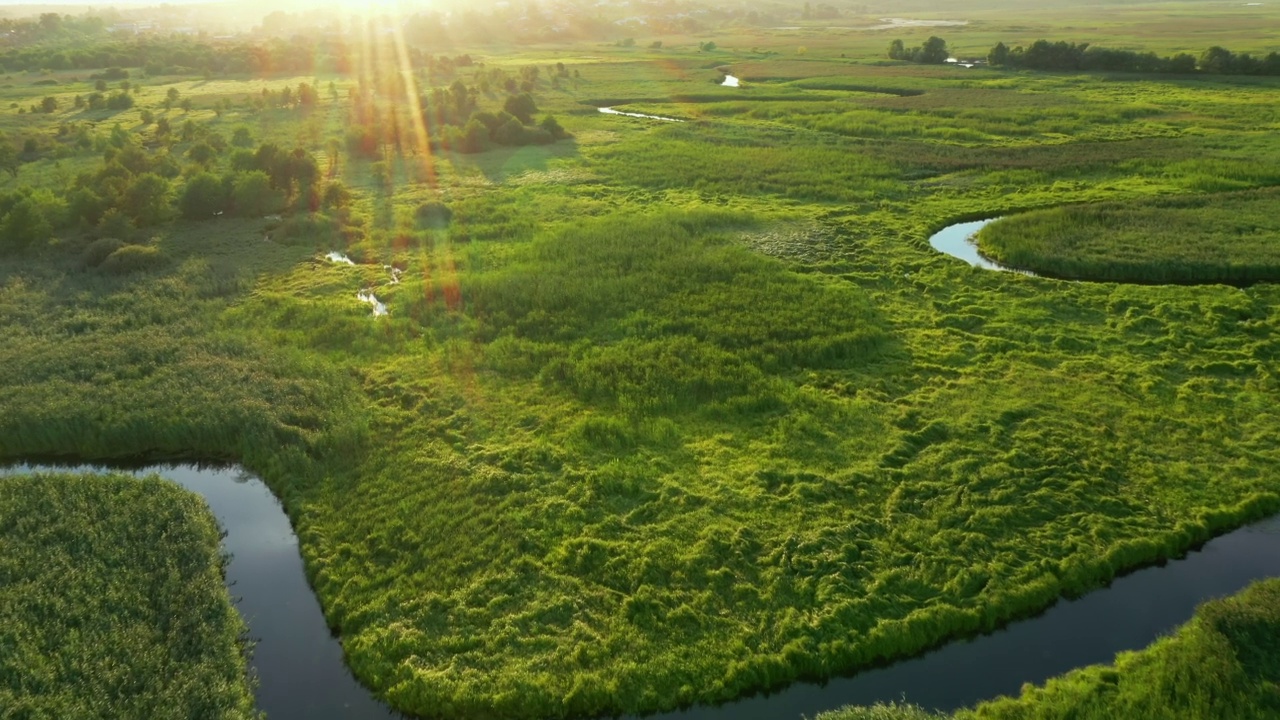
[0,472,258,719]
[0,2,1279,718]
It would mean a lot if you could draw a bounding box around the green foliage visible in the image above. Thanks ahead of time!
[99,244,166,274]
[502,92,538,124]
[415,200,453,228]
[81,236,125,267]
[888,36,949,64]
[230,171,283,217]
[179,173,229,220]
[0,474,257,720]
[821,702,950,720]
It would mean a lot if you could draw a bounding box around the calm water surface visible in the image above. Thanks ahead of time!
[928,218,1035,275]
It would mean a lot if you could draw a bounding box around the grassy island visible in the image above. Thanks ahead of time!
[0,473,258,720]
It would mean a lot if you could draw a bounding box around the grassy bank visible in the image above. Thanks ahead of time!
[976,188,1280,284]
[0,472,258,719]
[819,578,1280,720]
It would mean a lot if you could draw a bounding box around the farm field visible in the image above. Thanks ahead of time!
[1,1,1279,717]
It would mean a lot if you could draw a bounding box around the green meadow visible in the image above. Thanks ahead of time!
[0,1,1279,717]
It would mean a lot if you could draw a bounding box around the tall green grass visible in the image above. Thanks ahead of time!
[0,473,258,720]
[977,187,1280,284]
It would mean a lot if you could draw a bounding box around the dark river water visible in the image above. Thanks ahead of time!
[6,462,1280,720]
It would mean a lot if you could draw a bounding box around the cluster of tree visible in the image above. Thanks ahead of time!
[0,119,346,252]
[887,37,949,64]
[987,40,1280,75]
[0,13,106,48]
[345,70,570,160]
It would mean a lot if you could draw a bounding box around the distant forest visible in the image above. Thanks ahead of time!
[889,35,1280,76]
[988,40,1280,75]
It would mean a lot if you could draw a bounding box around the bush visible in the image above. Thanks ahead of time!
[95,208,135,241]
[81,237,125,267]
[99,244,166,274]
[0,190,65,251]
[415,201,453,228]
[178,173,228,220]
[230,170,284,217]
[322,181,351,210]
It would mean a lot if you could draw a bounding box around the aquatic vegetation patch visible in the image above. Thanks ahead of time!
[977,187,1280,284]
[0,473,257,720]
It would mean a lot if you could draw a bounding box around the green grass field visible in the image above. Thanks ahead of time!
[0,2,1279,717]
[0,473,258,720]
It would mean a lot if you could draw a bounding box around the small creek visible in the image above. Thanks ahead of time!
[4,463,1280,719]
[928,218,1037,276]
[326,251,394,317]
[598,106,684,122]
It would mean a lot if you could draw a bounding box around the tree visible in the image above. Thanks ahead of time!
[40,96,56,113]
[1,191,63,251]
[187,142,216,167]
[888,39,905,60]
[231,126,254,148]
[140,108,154,125]
[539,115,568,140]
[503,93,538,124]
[231,171,283,216]
[919,36,949,64]
[178,172,228,219]
[95,79,108,92]
[122,173,171,226]
[1200,46,1235,74]
[988,41,1010,67]
[321,181,350,210]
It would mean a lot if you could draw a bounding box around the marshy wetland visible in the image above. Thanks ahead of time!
[2,1,1280,718]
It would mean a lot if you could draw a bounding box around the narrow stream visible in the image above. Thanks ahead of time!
[928,218,1036,276]
[598,106,684,122]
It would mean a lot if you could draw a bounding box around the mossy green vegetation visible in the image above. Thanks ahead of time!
[0,4,1279,718]
[0,472,258,720]
[820,578,1280,720]
[977,188,1280,284]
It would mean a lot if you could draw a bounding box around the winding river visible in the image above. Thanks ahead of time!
[4,463,1280,719]
[927,218,1036,275]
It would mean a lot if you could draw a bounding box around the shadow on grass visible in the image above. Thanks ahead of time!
[445,137,581,183]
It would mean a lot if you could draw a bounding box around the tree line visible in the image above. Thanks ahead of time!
[987,40,1280,75]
